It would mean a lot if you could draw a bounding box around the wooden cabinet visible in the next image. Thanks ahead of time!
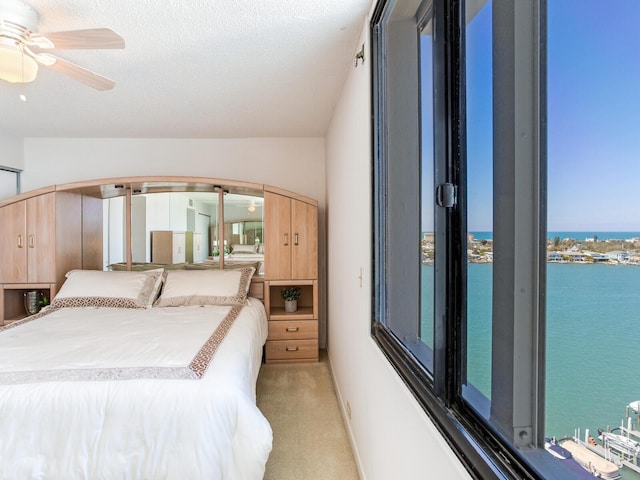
[263,190,319,363]
[0,193,56,284]
[151,231,204,264]
[151,231,186,264]
[0,191,88,325]
[264,280,318,363]
[264,191,317,280]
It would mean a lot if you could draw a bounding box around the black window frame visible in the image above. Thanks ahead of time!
[370,1,570,478]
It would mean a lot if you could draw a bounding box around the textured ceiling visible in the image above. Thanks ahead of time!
[0,0,372,138]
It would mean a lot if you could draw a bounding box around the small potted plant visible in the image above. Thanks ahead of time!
[281,286,301,313]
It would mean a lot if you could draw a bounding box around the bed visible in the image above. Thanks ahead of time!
[0,267,272,479]
[205,244,265,275]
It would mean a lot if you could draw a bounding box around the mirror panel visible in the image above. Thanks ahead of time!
[103,196,126,270]
[223,191,264,274]
[101,186,264,275]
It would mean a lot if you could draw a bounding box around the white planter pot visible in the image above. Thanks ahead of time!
[284,300,298,313]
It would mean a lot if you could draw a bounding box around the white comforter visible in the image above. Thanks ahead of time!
[0,298,272,479]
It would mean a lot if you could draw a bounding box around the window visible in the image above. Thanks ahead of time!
[376,0,640,478]
[0,166,21,199]
[373,0,559,478]
[373,0,435,372]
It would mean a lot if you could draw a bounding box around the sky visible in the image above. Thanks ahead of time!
[423,1,640,232]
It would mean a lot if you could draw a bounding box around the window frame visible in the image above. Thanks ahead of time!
[371,0,563,478]
[0,166,22,198]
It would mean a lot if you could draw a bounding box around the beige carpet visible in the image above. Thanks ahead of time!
[257,351,360,480]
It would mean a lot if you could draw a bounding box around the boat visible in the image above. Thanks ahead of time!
[558,437,622,480]
[569,402,640,478]
[545,438,601,479]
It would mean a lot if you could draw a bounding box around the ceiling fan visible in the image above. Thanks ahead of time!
[0,0,124,90]
[241,200,262,213]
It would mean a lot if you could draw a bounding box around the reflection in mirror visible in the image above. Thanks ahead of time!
[102,188,264,275]
[103,196,126,269]
[223,192,265,275]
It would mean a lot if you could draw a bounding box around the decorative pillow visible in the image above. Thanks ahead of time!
[52,270,164,309]
[154,267,256,307]
[108,262,167,272]
[222,261,262,272]
[183,263,218,270]
[231,244,257,254]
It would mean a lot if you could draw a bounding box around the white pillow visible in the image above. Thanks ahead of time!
[231,244,257,254]
[52,270,163,309]
[155,267,255,307]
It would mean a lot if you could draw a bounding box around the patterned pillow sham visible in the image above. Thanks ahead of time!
[231,244,257,253]
[154,267,256,307]
[51,270,164,309]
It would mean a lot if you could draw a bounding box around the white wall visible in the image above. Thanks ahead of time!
[21,137,325,202]
[325,22,472,480]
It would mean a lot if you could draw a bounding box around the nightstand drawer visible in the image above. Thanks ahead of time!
[265,339,318,363]
[268,320,317,340]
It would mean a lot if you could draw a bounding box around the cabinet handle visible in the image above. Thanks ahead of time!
[28,234,35,248]
[286,346,299,352]
[294,233,299,246]
[286,327,299,332]
[284,233,289,246]
[17,234,23,248]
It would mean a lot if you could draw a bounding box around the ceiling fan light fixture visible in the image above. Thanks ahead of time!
[0,37,38,83]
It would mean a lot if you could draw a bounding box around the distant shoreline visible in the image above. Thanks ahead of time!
[420,232,640,265]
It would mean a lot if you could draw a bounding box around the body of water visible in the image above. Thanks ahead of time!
[471,231,640,241]
[464,263,640,438]
[421,253,640,477]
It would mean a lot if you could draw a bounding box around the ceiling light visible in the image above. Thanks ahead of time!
[0,38,38,83]
[248,205,256,213]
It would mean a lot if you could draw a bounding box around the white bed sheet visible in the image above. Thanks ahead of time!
[0,297,272,479]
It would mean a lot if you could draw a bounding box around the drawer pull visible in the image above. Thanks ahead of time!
[294,233,299,245]
[17,234,23,248]
[286,346,299,352]
[28,234,35,248]
[284,233,289,246]
[286,327,299,332]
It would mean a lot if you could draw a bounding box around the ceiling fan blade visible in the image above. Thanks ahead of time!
[35,53,115,91]
[30,28,125,50]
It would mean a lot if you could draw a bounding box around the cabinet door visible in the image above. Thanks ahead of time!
[192,233,203,262]
[26,193,56,283]
[151,231,173,264]
[0,200,27,283]
[291,200,318,279]
[172,232,186,263]
[264,192,291,280]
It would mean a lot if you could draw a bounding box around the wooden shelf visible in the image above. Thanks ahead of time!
[266,281,317,319]
[1,284,55,326]
[269,306,315,320]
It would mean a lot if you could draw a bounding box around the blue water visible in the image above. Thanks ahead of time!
[464,263,640,436]
[471,231,640,241]
[421,256,640,477]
